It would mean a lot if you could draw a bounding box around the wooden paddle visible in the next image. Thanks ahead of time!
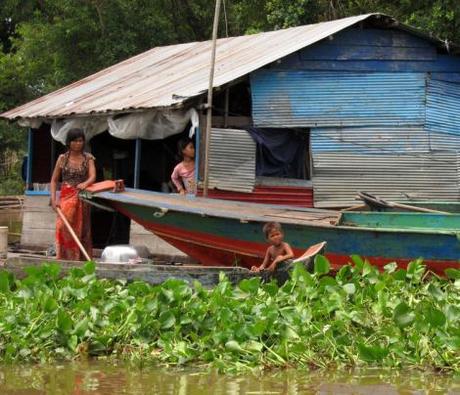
[56,207,92,261]
[357,192,450,215]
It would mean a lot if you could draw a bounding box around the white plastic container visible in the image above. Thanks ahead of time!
[0,226,8,259]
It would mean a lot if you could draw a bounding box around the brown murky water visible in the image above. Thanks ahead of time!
[0,361,459,394]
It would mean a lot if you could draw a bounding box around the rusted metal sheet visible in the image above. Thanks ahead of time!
[200,185,314,208]
[311,126,460,207]
[208,128,256,193]
[2,13,449,123]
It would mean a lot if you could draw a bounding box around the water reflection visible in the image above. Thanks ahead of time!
[0,361,459,394]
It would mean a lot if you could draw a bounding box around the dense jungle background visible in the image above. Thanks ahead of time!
[1,0,459,194]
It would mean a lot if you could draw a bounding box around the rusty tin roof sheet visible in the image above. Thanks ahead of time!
[0,13,445,122]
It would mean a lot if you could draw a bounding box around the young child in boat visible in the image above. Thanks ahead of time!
[251,222,294,272]
[171,138,195,195]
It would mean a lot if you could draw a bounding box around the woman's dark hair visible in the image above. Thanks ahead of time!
[177,137,193,158]
[66,128,85,147]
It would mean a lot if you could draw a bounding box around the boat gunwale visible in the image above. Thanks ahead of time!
[84,189,460,237]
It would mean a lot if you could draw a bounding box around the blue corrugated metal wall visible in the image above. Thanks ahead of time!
[426,77,460,136]
[249,27,460,206]
[251,71,426,127]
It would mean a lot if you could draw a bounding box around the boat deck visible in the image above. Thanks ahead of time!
[87,189,340,227]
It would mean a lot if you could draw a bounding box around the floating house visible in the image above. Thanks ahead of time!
[2,13,460,253]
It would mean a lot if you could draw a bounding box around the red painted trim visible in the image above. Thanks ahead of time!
[197,185,314,208]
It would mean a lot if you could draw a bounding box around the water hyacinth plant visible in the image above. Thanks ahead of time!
[0,257,459,372]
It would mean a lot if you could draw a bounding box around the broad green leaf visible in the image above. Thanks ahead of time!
[43,296,58,313]
[0,271,11,293]
[362,262,373,276]
[238,277,260,294]
[57,310,74,334]
[406,260,425,282]
[358,343,389,362]
[383,262,397,273]
[393,302,415,328]
[159,311,175,329]
[314,255,330,275]
[44,262,61,279]
[250,321,267,337]
[291,262,315,286]
[424,307,446,327]
[283,326,300,340]
[68,335,78,351]
[83,261,96,275]
[427,284,444,301]
[445,268,460,280]
[393,269,407,281]
[73,317,89,337]
[446,305,460,322]
[225,340,243,353]
[350,255,364,270]
[245,340,263,353]
[343,283,356,295]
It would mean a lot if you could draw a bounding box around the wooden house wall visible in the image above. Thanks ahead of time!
[250,27,460,207]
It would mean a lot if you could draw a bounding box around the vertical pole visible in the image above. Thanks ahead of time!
[50,135,56,179]
[26,128,33,191]
[224,87,229,128]
[203,0,222,197]
[194,126,200,195]
[134,138,142,189]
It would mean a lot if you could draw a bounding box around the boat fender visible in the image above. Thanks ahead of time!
[153,208,168,218]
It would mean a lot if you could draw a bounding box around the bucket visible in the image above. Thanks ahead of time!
[0,226,7,259]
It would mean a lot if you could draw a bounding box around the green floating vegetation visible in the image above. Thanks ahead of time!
[0,257,459,373]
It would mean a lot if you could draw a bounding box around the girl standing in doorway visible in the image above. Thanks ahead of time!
[171,138,195,195]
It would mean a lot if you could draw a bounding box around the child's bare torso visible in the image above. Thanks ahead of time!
[268,242,290,263]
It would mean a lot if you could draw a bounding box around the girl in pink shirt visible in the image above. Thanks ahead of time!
[171,138,195,194]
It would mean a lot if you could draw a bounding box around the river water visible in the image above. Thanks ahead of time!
[0,361,458,394]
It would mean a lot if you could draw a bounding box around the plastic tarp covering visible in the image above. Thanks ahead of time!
[246,128,308,179]
[50,108,198,144]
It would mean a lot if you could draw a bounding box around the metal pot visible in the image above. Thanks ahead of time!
[100,244,150,264]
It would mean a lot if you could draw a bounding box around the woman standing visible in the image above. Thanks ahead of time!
[50,129,96,260]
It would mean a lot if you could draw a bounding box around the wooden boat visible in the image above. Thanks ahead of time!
[80,182,460,275]
[4,244,325,287]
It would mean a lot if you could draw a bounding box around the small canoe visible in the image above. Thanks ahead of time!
[3,244,326,287]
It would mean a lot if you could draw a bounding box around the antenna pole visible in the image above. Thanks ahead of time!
[203,0,221,197]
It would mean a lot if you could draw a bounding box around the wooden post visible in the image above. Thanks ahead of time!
[194,125,200,195]
[224,87,230,128]
[203,0,222,197]
[50,134,56,179]
[134,138,142,189]
[26,128,33,191]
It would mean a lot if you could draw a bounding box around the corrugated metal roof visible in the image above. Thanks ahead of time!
[1,13,447,122]
[251,71,426,127]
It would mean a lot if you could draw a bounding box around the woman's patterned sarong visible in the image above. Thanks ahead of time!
[56,183,92,261]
